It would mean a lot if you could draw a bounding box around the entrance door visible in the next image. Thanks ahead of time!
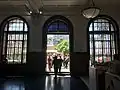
[43,15,73,75]
[46,34,70,74]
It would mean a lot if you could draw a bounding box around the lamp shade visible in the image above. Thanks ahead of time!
[82,7,100,18]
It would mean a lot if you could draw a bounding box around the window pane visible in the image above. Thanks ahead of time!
[95,41,102,49]
[89,24,93,31]
[48,21,68,32]
[3,18,28,64]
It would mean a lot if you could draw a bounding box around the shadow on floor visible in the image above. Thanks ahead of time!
[0,75,88,90]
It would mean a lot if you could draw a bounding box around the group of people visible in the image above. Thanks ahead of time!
[47,54,70,77]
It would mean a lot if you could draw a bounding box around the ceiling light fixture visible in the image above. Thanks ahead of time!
[81,0,100,19]
[29,11,32,14]
[39,11,43,14]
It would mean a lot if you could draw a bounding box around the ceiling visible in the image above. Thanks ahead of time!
[0,0,120,15]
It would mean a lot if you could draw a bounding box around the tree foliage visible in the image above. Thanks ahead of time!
[55,39,69,54]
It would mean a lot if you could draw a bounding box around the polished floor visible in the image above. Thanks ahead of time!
[0,75,88,90]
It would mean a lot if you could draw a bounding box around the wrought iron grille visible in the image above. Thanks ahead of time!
[2,18,28,64]
[89,19,117,65]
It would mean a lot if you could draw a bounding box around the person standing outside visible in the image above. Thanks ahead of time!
[58,55,63,73]
[47,55,52,71]
[52,55,59,77]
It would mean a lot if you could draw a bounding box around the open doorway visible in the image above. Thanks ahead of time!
[46,34,70,73]
[43,15,73,75]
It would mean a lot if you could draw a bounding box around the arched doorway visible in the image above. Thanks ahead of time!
[43,15,73,74]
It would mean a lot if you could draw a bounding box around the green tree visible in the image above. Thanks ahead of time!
[55,39,69,55]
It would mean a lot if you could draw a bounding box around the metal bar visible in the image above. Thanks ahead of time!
[5,23,9,58]
[92,22,95,65]
[21,22,25,64]
[109,22,113,61]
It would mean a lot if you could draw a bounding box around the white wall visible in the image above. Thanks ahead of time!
[69,15,88,52]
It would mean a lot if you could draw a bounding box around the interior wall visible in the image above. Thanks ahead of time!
[0,5,120,75]
[0,5,119,52]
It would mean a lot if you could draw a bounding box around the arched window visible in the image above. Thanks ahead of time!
[88,15,119,65]
[47,19,69,33]
[1,16,29,64]
[47,19,69,46]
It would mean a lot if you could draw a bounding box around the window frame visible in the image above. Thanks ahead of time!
[88,15,119,66]
[0,16,29,64]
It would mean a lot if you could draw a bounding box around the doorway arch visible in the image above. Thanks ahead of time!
[43,15,73,74]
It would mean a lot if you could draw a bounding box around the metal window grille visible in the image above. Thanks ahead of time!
[2,18,28,64]
[89,19,117,65]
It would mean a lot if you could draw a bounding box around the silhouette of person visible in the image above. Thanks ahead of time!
[52,56,59,77]
[47,55,52,71]
[58,56,63,73]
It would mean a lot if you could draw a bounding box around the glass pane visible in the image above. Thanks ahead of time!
[24,41,27,47]
[24,35,27,40]
[111,24,114,31]
[89,34,93,40]
[95,41,102,49]
[94,34,110,40]
[5,19,28,31]
[48,21,68,32]
[89,19,115,31]
[89,24,93,31]
[94,19,108,22]
[90,49,93,55]
[90,41,93,49]
[103,41,110,49]
[24,24,28,31]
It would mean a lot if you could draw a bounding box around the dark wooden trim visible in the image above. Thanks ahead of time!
[42,15,74,74]
[0,15,30,64]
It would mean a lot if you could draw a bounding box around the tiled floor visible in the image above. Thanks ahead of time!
[0,75,88,90]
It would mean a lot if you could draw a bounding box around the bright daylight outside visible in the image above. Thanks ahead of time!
[89,19,116,66]
[46,34,70,73]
